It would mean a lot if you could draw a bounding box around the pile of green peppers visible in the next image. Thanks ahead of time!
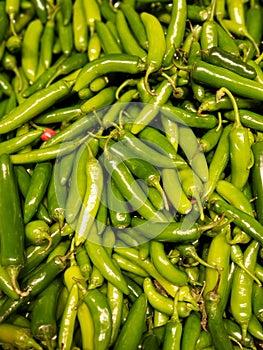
[1,0,263,349]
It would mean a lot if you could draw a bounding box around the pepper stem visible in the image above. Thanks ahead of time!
[208,0,217,22]
[151,179,169,212]
[191,188,205,221]
[230,244,262,286]
[184,245,218,270]
[40,232,53,254]
[171,290,180,322]
[115,78,139,99]
[216,87,241,127]
[7,266,29,297]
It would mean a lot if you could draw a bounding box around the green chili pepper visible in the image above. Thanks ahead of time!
[87,32,101,62]
[74,53,146,92]
[181,311,201,350]
[252,282,263,323]
[222,22,259,57]
[80,86,117,114]
[225,108,263,132]
[0,323,42,350]
[40,113,98,148]
[163,0,187,67]
[25,219,52,252]
[140,11,166,92]
[130,75,176,134]
[0,78,74,135]
[47,239,71,262]
[0,129,42,155]
[111,129,185,169]
[247,313,263,341]
[95,19,122,55]
[56,9,73,56]
[0,153,27,297]
[150,241,188,286]
[34,104,82,125]
[102,142,169,222]
[21,18,43,83]
[32,0,47,23]
[0,253,69,323]
[30,278,62,346]
[199,125,223,153]
[58,282,79,350]
[74,145,103,246]
[230,244,261,285]
[89,265,105,290]
[85,227,129,294]
[198,95,262,115]
[138,125,177,159]
[162,292,182,350]
[131,216,217,243]
[113,252,149,277]
[162,103,218,129]
[202,46,257,79]
[192,60,263,101]
[204,227,234,350]
[251,138,263,225]
[78,281,112,350]
[23,161,52,223]
[14,165,52,224]
[223,318,256,349]
[245,2,263,60]
[116,9,147,60]
[120,3,147,49]
[200,0,218,50]
[215,179,254,216]
[89,76,109,92]
[107,282,124,347]
[220,90,253,191]
[177,163,205,220]
[178,124,208,183]
[204,123,232,200]
[47,52,88,87]
[0,264,21,300]
[114,293,147,350]
[2,51,22,92]
[21,55,67,97]
[0,72,13,96]
[143,276,174,316]
[211,199,263,246]
[230,239,260,340]
[102,90,138,128]
[65,143,88,225]
[39,17,55,70]
[11,134,89,164]
[21,223,65,279]
[0,1,9,42]
[77,299,94,350]
[12,3,35,34]
[72,0,88,52]
[83,0,100,35]
[99,0,116,22]
[107,176,131,229]
[60,0,72,25]
[123,155,168,207]
[215,22,240,56]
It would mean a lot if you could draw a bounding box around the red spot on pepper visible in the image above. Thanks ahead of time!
[41,128,57,141]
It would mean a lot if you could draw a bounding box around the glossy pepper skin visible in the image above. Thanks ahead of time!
[192,60,263,101]
[251,139,263,225]
[202,46,257,79]
[0,154,27,297]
